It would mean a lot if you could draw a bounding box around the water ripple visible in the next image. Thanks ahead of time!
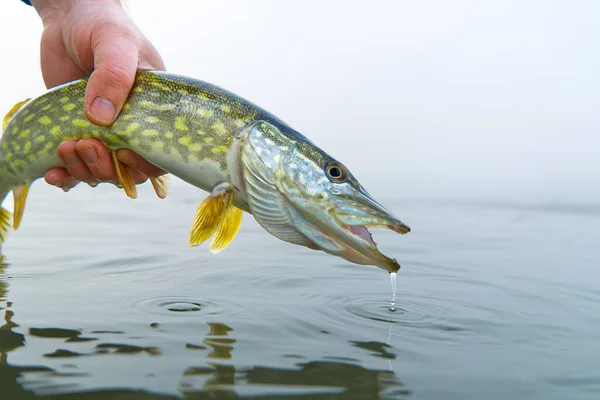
[119,295,242,318]
[295,291,526,347]
[315,293,461,334]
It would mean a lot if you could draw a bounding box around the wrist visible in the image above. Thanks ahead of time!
[31,0,123,25]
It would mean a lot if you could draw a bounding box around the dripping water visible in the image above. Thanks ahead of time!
[389,272,397,311]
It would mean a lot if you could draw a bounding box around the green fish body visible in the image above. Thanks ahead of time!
[0,70,410,272]
[1,71,288,208]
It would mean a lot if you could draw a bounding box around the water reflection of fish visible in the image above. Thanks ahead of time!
[0,71,409,272]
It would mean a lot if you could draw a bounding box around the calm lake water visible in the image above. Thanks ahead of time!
[1,181,599,399]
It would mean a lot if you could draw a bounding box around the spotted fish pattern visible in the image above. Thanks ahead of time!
[0,71,276,179]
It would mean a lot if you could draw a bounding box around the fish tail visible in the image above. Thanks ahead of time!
[0,99,34,245]
[0,183,13,245]
[0,177,33,245]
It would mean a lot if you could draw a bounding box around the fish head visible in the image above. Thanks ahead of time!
[228,120,410,273]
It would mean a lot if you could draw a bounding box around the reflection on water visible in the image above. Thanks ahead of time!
[0,253,407,399]
[204,322,235,360]
[1,255,30,399]
[1,189,600,399]
[351,341,396,360]
[0,256,25,356]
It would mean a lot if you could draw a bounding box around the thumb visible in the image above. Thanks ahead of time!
[84,28,140,126]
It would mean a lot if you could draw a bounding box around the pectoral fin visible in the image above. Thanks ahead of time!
[209,206,243,254]
[111,151,137,199]
[189,182,243,251]
[12,182,31,230]
[150,175,169,199]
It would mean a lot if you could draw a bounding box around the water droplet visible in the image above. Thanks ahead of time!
[389,272,397,311]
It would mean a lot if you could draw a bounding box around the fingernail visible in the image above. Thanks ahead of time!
[115,183,123,189]
[47,171,59,182]
[90,96,116,124]
[81,147,98,163]
[61,186,70,192]
[89,181,99,187]
[138,61,154,70]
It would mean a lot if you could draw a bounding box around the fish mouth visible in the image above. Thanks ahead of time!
[346,225,376,243]
[339,221,410,273]
[344,222,410,245]
[346,222,410,241]
[328,189,411,273]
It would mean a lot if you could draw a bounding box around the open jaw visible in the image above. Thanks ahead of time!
[347,225,376,244]
[342,224,403,273]
[346,222,411,243]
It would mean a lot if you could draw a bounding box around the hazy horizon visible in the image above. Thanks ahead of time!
[1,0,598,203]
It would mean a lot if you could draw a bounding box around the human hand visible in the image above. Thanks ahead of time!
[30,0,166,189]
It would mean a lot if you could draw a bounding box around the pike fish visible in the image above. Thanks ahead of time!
[0,70,410,272]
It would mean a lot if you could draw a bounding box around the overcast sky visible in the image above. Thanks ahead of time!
[0,0,598,203]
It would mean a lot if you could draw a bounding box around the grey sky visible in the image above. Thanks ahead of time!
[0,0,598,202]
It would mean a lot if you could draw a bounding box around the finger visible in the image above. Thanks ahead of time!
[74,139,118,182]
[129,169,148,185]
[60,176,80,191]
[116,149,166,179]
[45,167,80,189]
[57,141,97,184]
[45,167,68,186]
[84,25,140,126]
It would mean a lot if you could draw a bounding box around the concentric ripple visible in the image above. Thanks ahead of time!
[305,292,472,343]
[120,295,242,318]
[163,301,203,312]
[341,295,454,327]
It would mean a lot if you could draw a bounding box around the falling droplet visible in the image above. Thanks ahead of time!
[389,272,397,311]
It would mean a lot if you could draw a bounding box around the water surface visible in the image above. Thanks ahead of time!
[1,182,599,399]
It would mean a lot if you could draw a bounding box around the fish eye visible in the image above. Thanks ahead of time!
[329,167,342,178]
[325,161,347,183]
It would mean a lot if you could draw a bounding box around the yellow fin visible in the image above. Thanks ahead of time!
[111,151,137,199]
[2,99,30,131]
[0,208,11,244]
[209,206,243,254]
[12,182,31,230]
[150,175,169,199]
[189,182,232,247]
